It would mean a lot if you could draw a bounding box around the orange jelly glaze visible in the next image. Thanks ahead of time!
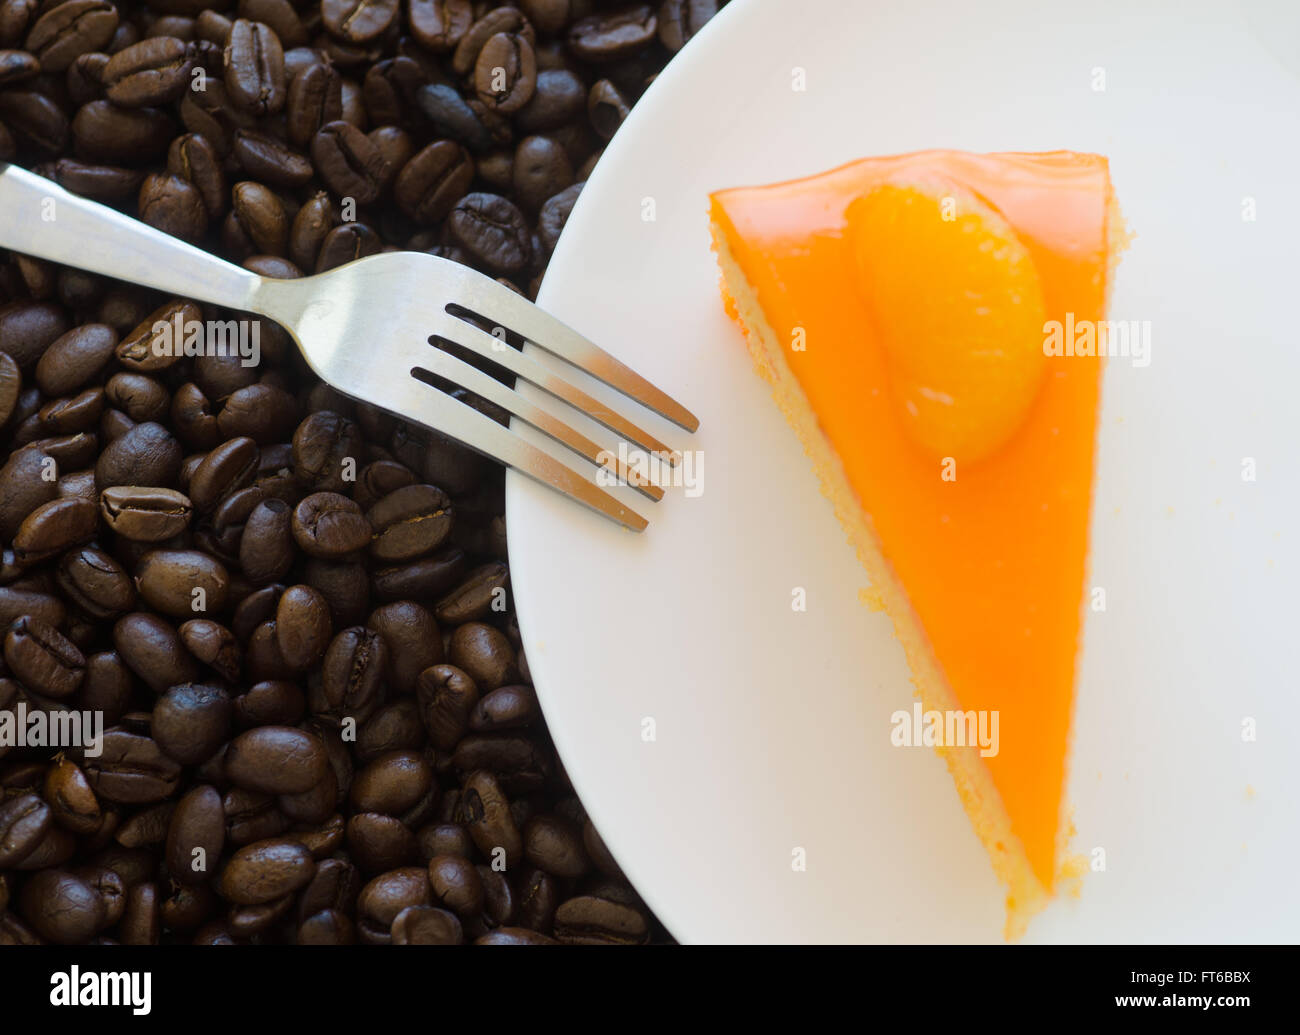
[711,151,1111,888]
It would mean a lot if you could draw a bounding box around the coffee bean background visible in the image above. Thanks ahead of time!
[0,0,724,946]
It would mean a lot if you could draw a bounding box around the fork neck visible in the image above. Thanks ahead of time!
[0,163,262,313]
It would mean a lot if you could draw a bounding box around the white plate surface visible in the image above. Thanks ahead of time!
[506,0,1300,942]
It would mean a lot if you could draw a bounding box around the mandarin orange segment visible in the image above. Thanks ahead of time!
[847,181,1049,463]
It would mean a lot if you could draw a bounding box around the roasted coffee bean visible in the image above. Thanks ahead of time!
[346,810,417,873]
[0,47,39,84]
[288,189,335,268]
[222,787,289,845]
[470,684,538,731]
[291,410,361,492]
[356,866,430,944]
[71,100,175,163]
[409,0,472,53]
[0,793,50,867]
[225,18,286,115]
[17,869,104,943]
[72,864,126,927]
[355,698,423,763]
[232,679,303,727]
[474,30,535,115]
[119,880,161,944]
[475,926,556,945]
[451,733,548,794]
[166,132,227,218]
[435,561,508,624]
[83,731,182,804]
[516,67,584,132]
[350,749,433,816]
[12,496,97,565]
[297,907,353,943]
[0,351,19,426]
[366,483,452,562]
[0,448,57,540]
[189,436,259,512]
[587,78,629,140]
[160,881,216,930]
[238,498,294,584]
[319,625,385,722]
[537,181,582,256]
[287,61,342,147]
[100,486,193,542]
[414,82,493,152]
[55,545,135,618]
[310,119,390,204]
[95,421,182,489]
[459,769,521,867]
[553,894,649,945]
[274,583,331,669]
[138,171,208,240]
[568,6,657,63]
[34,323,116,396]
[218,383,299,443]
[112,611,199,693]
[321,0,399,43]
[25,0,118,73]
[314,220,381,270]
[658,0,718,51]
[152,683,231,764]
[393,139,472,224]
[512,133,572,210]
[224,726,328,794]
[416,662,478,750]
[135,548,230,617]
[523,813,587,878]
[451,6,532,77]
[178,619,241,681]
[426,853,482,916]
[390,903,462,944]
[103,36,192,106]
[44,759,100,834]
[293,491,370,557]
[104,372,167,424]
[219,836,315,904]
[229,180,289,255]
[365,601,442,693]
[4,615,85,698]
[165,784,226,884]
[0,300,69,370]
[448,192,530,273]
[233,128,314,188]
[448,621,517,691]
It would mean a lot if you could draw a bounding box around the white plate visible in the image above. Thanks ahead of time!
[506,0,1300,943]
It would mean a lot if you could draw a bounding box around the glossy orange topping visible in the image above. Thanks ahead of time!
[711,151,1112,889]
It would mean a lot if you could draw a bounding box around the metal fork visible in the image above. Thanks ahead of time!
[0,163,698,531]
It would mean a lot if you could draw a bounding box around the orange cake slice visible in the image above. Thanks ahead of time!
[709,151,1123,937]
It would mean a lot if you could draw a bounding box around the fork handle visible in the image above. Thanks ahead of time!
[0,163,260,312]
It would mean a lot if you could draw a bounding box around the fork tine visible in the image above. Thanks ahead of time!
[437,260,700,433]
[432,312,682,464]
[400,380,648,531]
[412,343,664,502]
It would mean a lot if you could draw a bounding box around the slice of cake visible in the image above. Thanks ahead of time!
[709,151,1124,937]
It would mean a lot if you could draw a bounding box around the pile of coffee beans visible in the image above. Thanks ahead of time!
[0,0,723,945]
